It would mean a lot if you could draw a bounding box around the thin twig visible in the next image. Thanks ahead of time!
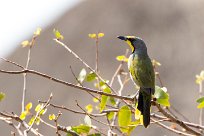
[166,107,178,119]
[11,131,16,136]
[69,66,83,86]
[0,112,43,136]
[109,74,129,135]
[26,93,53,133]
[154,102,202,136]
[40,118,56,129]
[95,34,99,73]
[0,57,24,69]
[110,63,123,87]
[199,81,203,126]
[155,72,164,87]
[111,75,127,126]
[75,101,110,127]
[21,33,38,113]
[41,118,79,136]
[39,101,106,117]
[75,101,109,136]
[1,58,204,135]
[110,49,129,86]
[54,39,118,95]
[155,66,190,123]
[94,35,103,100]
[171,105,190,122]
[54,111,62,136]
[22,46,32,113]
[151,118,195,136]
[0,116,23,136]
[151,113,204,130]
[0,68,133,101]
[69,66,100,101]
[150,118,170,124]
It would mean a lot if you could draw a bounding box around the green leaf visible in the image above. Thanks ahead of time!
[49,114,56,120]
[85,104,93,113]
[154,86,168,99]
[39,108,47,115]
[109,97,116,106]
[0,92,5,102]
[195,70,204,84]
[152,59,161,67]
[77,68,86,84]
[157,99,170,107]
[118,105,131,133]
[107,112,114,121]
[94,80,109,89]
[28,116,41,126]
[99,86,111,112]
[35,104,43,112]
[97,33,104,38]
[93,97,99,103]
[99,81,106,86]
[197,101,204,109]
[103,86,111,93]
[154,86,170,107]
[21,40,30,47]
[197,97,204,103]
[127,121,140,135]
[72,124,91,134]
[135,104,141,120]
[34,27,42,36]
[88,33,96,39]
[25,102,32,111]
[100,95,108,112]
[53,29,64,40]
[20,111,28,120]
[116,55,128,62]
[84,115,92,126]
[35,117,41,125]
[86,72,97,82]
[28,116,35,126]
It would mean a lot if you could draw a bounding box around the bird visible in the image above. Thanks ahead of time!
[117,36,155,128]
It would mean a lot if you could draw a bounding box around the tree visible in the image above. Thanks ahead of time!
[0,28,204,136]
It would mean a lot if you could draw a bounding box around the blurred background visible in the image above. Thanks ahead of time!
[1,0,204,135]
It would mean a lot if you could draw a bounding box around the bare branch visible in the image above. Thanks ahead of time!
[0,68,133,101]
[151,113,204,130]
[39,101,106,117]
[110,49,129,86]
[22,44,32,113]
[0,57,24,69]
[54,39,118,95]
[54,111,62,136]
[26,93,52,133]
[0,116,23,136]
[151,118,196,136]
[0,112,43,136]
[154,102,202,136]
[69,65,100,101]
[95,34,99,73]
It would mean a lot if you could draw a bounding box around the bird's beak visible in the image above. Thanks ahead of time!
[117,36,127,41]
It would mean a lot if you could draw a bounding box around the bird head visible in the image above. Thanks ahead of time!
[117,36,147,53]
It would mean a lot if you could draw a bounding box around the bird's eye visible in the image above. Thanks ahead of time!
[128,38,134,43]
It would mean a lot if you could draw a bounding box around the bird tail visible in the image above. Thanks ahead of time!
[137,88,151,128]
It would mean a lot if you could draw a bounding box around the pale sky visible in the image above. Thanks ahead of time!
[0,0,81,57]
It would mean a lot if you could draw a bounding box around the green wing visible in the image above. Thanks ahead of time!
[128,54,155,91]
